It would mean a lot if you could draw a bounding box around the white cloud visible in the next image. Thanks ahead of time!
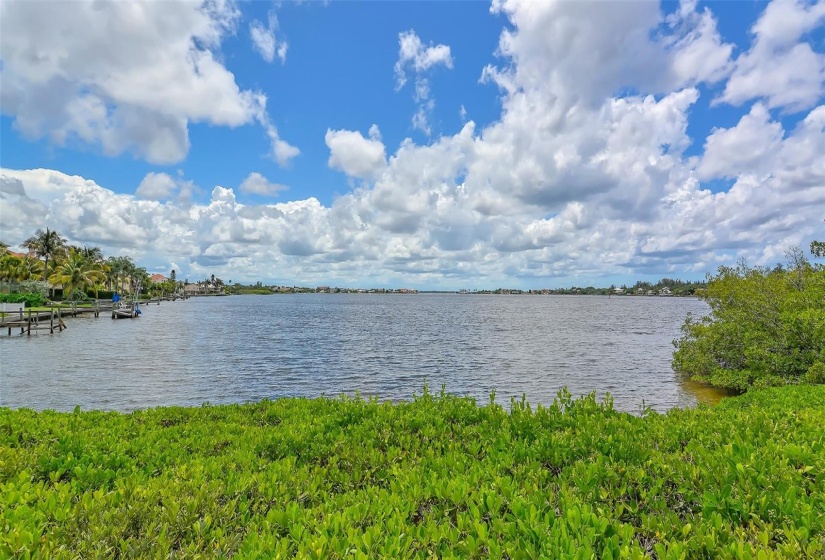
[239,172,288,197]
[250,11,288,64]
[1,1,823,288]
[0,0,296,165]
[134,171,197,203]
[394,30,454,90]
[325,127,387,179]
[135,173,178,200]
[665,0,734,86]
[411,100,435,136]
[717,0,825,112]
[697,103,785,180]
[260,114,300,166]
[394,30,453,136]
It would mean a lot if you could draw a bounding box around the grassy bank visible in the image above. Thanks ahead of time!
[2,387,823,559]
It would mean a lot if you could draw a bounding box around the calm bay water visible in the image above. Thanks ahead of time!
[0,294,723,413]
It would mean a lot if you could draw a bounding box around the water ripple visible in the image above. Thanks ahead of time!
[0,294,721,413]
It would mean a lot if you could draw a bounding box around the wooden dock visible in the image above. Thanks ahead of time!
[1,307,68,335]
[0,296,187,336]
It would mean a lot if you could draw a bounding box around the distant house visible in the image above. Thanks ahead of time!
[613,288,625,294]
[184,283,221,295]
[316,286,331,293]
[635,288,644,295]
[659,287,672,296]
[150,274,168,283]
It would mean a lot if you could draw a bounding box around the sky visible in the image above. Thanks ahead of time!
[1,0,824,290]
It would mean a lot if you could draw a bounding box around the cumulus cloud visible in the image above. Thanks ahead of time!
[250,11,288,64]
[665,0,735,86]
[135,173,179,200]
[697,103,785,180]
[239,172,288,197]
[717,0,825,112]
[325,126,387,179]
[1,0,823,288]
[0,0,297,165]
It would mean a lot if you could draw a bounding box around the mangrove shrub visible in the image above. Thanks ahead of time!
[673,250,825,391]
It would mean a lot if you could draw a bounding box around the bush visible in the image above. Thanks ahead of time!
[674,253,825,391]
[1,387,824,559]
[90,290,116,300]
[805,362,825,385]
[0,292,46,308]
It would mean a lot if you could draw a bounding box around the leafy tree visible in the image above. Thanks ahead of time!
[80,246,104,263]
[50,249,107,299]
[21,228,67,289]
[673,249,825,391]
[17,257,46,282]
[810,220,824,258]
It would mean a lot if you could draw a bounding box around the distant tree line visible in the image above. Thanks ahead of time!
[1,228,172,301]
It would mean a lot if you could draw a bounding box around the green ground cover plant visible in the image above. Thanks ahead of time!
[2,386,823,559]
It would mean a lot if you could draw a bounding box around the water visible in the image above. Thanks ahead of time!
[0,294,725,413]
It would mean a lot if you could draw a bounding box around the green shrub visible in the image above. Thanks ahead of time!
[674,254,825,390]
[0,292,46,308]
[1,387,823,559]
[805,362,825,385]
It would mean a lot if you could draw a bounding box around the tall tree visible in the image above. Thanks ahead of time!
[0,254,23,282]
[80,246,104,263]
[51,249,107,299]
[17,257,46,282]
[21,228,68,294]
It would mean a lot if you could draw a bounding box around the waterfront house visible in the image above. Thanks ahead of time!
[659,287,672,296]
[150,274,168,283]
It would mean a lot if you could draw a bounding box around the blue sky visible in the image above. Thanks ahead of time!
[1,0,824,289]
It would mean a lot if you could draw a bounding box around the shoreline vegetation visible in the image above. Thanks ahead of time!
[0,229,228,308]
[2,387,823,558]
[673,247,824,392]
[229,278,707,296]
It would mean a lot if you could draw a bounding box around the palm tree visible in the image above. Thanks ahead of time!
[80,246,104,263]
[16,257,45,282]
[0,254,22,282]
[21,229,68,292]
[106,256,135,294]
[50,249,106,299]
